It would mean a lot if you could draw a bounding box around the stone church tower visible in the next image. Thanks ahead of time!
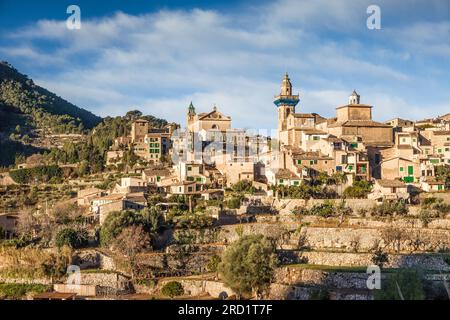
[274,73,299,146]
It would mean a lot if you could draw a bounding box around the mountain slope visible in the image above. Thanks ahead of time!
[0,61,102,167]
[0,61,101,133]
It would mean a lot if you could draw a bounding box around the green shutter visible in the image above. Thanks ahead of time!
[400,167,404,172]
[407,166,413,175]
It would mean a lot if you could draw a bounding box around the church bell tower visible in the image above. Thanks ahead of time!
[274,73,300,144]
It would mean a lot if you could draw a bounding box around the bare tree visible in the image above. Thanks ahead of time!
[113,225,151,278]
[381,227,405,253]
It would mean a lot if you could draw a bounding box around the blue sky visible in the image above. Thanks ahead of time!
[0,0,449,130]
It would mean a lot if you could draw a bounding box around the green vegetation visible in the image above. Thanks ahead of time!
[161,281,184,298]
[374,268,425,300]
[308,202,335,217]
[421,197,450,215]
[371,248,389,268]
[292,200,350,218]
[100,208,165,247]
[218,235,277,298]
[174,214,216,229]
[231,180,255,194]
[0,62,102,166]
[372,200,408,216]
[0,62,100,131]
[206,254,221,273]
[435,166,450,189]
[343,180,372,198]
[0,283,50,299]
[226,196,242,209]
[54,227,88,249]
[9,165,62,184]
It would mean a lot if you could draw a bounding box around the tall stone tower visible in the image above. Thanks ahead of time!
[274,73,299,145]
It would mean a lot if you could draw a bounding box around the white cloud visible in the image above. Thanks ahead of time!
[1,0,449,129]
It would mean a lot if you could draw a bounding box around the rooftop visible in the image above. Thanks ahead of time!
[377,179,407,188]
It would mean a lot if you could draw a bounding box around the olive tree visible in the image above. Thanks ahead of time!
[218,235,277,299]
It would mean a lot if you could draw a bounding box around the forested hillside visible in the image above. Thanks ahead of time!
[0,61,101,133]
[0,61,102,167]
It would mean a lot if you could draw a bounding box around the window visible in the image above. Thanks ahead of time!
[402,138,406,143]
[279,179,284,184]
[293,181,299,186]
[187,166,192,171]
[297,160,302,165]
[348,165,353,171]
[341,155,348,164]
[438,149,442,153]
[400,167,404,172]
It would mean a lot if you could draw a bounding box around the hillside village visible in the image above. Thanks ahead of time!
[1,71,450,300]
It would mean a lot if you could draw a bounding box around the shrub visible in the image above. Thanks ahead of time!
[421,197,439,208]
[206,254,221,273]
[343,180,372,199]
[431,201,450,215]
[418,209,433,227]
[373,200,408,216]
[9,165,62,184]
[226,196,241,209]
[231,180,255,194]
[371,248,389,268]
[309,201,335,218]
[175,214,216,229]
[54,227,88,248]
[161,281,184,298]
[0,283,50,300]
